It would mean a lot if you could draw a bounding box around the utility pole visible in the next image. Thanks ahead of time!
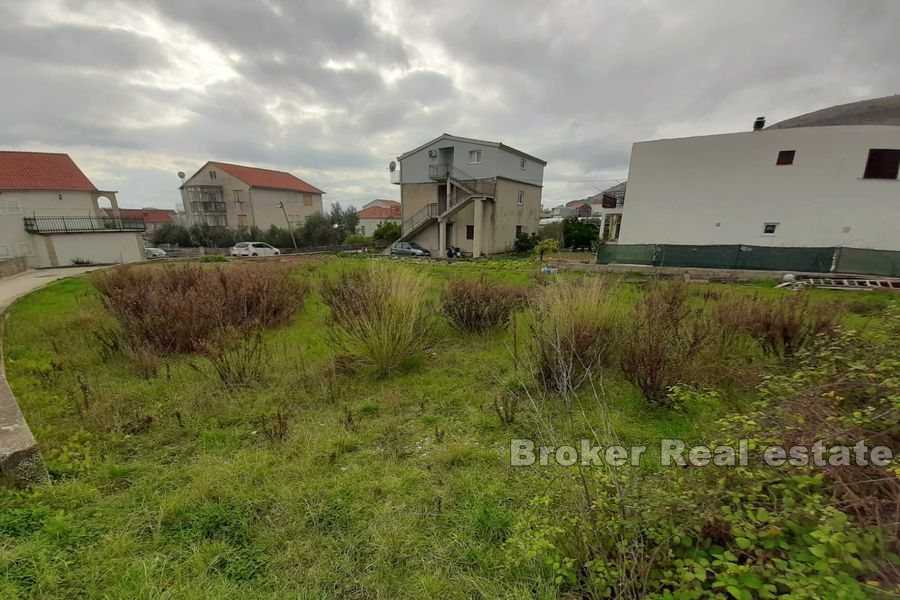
[278,202,298,249]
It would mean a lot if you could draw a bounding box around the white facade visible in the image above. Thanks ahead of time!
[1,190,143,268]
[619,125,900,251]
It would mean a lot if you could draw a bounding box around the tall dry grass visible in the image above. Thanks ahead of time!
[91,262,307,355]
[526,276,621,394]
[320,265,440,375]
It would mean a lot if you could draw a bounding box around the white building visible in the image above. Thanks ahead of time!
[0,151,144,268]
[619,96,900,251]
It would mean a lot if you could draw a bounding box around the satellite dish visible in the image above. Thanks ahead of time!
[177,171,186,179]
[388,161,396,172]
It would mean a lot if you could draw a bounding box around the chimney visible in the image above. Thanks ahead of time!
[753,116,766,131]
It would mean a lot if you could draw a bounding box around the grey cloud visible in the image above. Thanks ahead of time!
[2,0,899,209]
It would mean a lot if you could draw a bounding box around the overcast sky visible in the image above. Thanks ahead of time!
[2,0,899,210]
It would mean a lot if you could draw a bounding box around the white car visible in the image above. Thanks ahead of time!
[144,247,167,259]
[231,241,281,257]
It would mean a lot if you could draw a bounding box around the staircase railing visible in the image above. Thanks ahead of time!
[402,202,439,236]
[446,166,496,212]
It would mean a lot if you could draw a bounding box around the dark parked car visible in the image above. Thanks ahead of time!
[390,241,431,257]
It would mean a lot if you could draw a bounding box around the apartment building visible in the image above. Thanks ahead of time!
[181,161,324,229]
[391,133,546,256]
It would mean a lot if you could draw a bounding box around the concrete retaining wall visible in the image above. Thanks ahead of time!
[0,315,49,487]
[0,257,27,279]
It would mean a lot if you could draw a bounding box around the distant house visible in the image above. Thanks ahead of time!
[571,202,593,218]
[103,207,176,240]
[591,181,626,241]
[392,133,546,257]
[0,151,144,268]
[180,161,324,230]
[551,205,576,218]
[356,200,400,236]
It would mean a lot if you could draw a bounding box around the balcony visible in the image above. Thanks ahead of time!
[428,163,449,180]
[24,216,146,234]
[191,201,227,213]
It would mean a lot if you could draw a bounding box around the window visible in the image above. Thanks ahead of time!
[863,149,900,179]
[776,150,795,165]
[303,194,313,206]
[209,171,217,180]
[237,214,248,227]
[233,190,243,202]
[468,150,482,164]
[466,225,474,240]
[359,225,365,236]
[7,200,21,214]
[517,191,524,206]
[762,222,779,235]
[520,158,527,169]
[516,225,523,236]
[0,245,8,257]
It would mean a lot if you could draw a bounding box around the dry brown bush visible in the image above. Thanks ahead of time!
[715,292,843,357]
[441,278,527,332]
[619,281,711,404]
[91,262,307,356]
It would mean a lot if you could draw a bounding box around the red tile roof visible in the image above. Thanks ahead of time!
[116,208,177,224]
[208,161,324,194]
[0,151,97,191]
[357,205,401,220]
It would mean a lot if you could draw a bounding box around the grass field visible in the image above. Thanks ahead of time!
[1,257,896,599]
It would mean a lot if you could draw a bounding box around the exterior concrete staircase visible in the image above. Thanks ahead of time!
[398,166,497,243]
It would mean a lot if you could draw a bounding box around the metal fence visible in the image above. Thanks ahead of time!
[597,244,900,277]
[24,216,146,234]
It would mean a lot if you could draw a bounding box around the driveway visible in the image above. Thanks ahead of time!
[0,267,101,313]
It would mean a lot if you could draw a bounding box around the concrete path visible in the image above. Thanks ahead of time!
[0,266,100,313]
[0,266,99,487]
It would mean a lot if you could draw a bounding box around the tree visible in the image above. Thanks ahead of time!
[513,231,539,253]
[562,216,599,248]
[535,238,559,261]
[298,212,336,247]
[373,221,401,244]
[151,224,192,247]
[328,203,359,244]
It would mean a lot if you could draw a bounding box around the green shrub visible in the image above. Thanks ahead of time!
[373,221,401,244]
[526,277,620,393]
[320,265,439,375]
[199,254,229,263]
[441,278,527,332]
[342,234,373,245]
[513,232,539,254]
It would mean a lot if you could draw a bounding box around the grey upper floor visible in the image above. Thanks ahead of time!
[395,133,546,186]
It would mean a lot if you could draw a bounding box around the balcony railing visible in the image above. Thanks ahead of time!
[24,216,146,234]
[428,163,450,179]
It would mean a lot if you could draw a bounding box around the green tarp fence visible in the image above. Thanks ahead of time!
[597,244,900,277]
[835,248,900,277]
